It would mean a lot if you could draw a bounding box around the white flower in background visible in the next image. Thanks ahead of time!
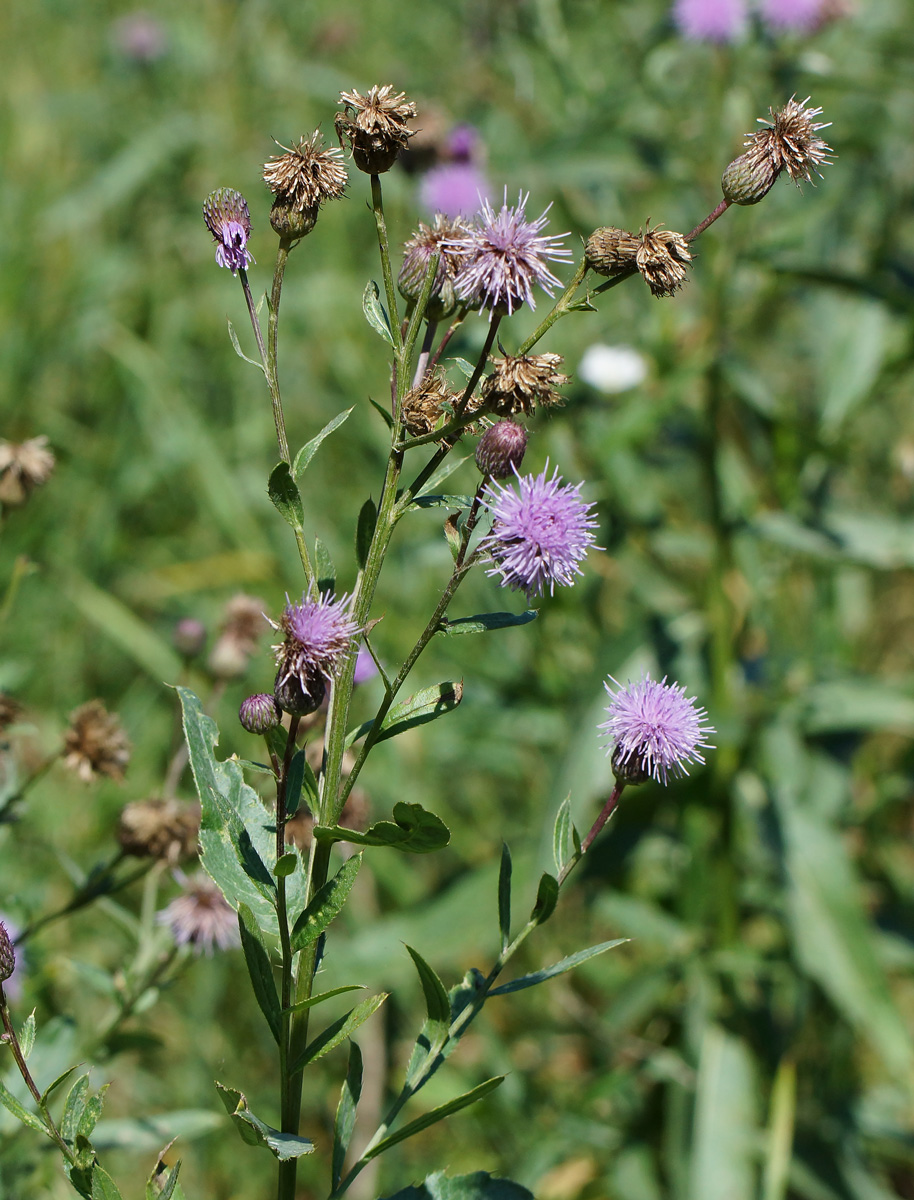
[577,344,649,394]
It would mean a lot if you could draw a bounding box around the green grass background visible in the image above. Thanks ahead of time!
[3,0,914,1197]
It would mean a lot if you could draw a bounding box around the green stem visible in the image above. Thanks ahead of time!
[239,267,290,465]
[276,717,303,1200]
[369,175,403,356]
[516,260,588,355]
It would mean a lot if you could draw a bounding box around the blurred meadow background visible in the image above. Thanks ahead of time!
[3,0,914,1197]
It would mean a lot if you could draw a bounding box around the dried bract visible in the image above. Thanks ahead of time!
[744,95,833,186]
[0,436,55,506]
[483,353,569,417]
[584,226,640,277]
[63,700,131,783]
[118,797,200,864]
[636,224,692,298]
[402,371,455,437]
[336,84,417,174]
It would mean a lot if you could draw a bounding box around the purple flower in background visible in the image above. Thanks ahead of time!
[600,674,715,785]
[111,11,168,62]
[202,188,254,274]
[758,0,825,31]
[421,163,491,219]
[353,645,379,686]
[446,124,480,161]
[672,0,748,41]
[158,873,239,956]
[448,192,572,316]
[481,465,599,599]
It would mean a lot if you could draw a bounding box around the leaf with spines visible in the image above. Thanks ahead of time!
[18,1009,36,1058]
[290,855,362,952]
[346,682,463,749]
[360,1078,505,1162]
[145,1155,182,1200]
[552,796,578,875]
[285,984,366,1016]
[437,611,538,637]
[0,1079,47,1135]
[216,1083,314,1160]
[405,946,451,1074]
[489,938,627,996]
[289,993,388,1074]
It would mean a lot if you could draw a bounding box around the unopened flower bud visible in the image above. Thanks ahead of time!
[274,669,326,716]
[584,227,639,277]
[721,150,778,205]
[0,921,15,982]
[173,618,206,659]
[270,198,319,240]
[475,421,529,480]
[239,693,282,734]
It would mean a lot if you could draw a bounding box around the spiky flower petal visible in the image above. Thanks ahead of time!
[399,214,471,321]
[599,673,715,785]
[202,188,254,273]
[447,192,572,317]
[481,465,599,599]
[745,96,833,185]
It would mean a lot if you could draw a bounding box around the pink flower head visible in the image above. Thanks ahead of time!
[600,673,715,785]
[447,191,572,316]
[672,0,748,41]
[481,464,599,600]
[272,591,361,700]
[203,188,254,274]
[421,163,492,219]
[758,0,826,32]
[157,873,240,955]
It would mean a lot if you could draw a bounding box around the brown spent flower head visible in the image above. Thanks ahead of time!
[398,214,471,322]
[0,436,56,506]
[744,96,833,187]
[117,797,200,864]
[263,131,348,214]
[584,227,640,277]
[483,352,569,417]
[636,224,692,298]
[721,144,779,205]
[402,371,458,437]
[0,692,22,734]
[63,700,131,783]
[208,593,266,679]
[0,920,14,983]
[336,84,418,173]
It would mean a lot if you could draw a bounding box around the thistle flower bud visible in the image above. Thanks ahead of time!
[721,149,778,205]
[0,921,14,983]
[584,226,640,276]
[475,421,529,480]
[335,85,417,174]
[239,693,282,734]
[202,188,254,274]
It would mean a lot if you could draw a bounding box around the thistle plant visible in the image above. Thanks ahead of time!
[0,86,834,1200]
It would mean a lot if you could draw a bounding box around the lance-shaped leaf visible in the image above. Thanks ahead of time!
[363,280,394,346]
[409,494,476,511]
[552,796,580,875]
[268,462,304,531]
[332,1041,363,1190]
[227,318,265,371]
[489,938,627,996]
[437,611,538,637]
[345,682,463,749]
[291,855,362,952]
[177,687,307,937]
[42,1065,79,1107]
[381,1170,535,1200]
[216,1083,314,1160]
[361,1077,505,1161]
[407,456,471,504]
[286,984,366,1016]
[529,873,558,928]
[18,1010,36,1059]
[292,408,354,480]
[89,1167,126,1200]
[284,749,305,821]
[405,946,451,1075]
[314,802,449,854]
[0,1079,47,1135]
[145,1155,182,1200]
[370,397,394,430]
[315,538,336,595]
[356,498,377,570]
[237,904,281,1044]
[289,993,388,1074]
[498,844,512,952]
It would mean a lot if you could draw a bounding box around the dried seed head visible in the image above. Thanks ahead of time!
[584,226,640,277]
[202,188,254,273]
[636,224,692,298]
[398,214,471,321]
[475,420,529,480]
[263,131,348,212]
[0,921,14,983]
[483,353,569,417]
[208,594,266,679]
[402,371,457,437]
[744,95,833,186]
[63,700,131,783]
[117,797,200,863]
[335,84,418,174]
[0,436,55,506]
[721,145,779,205]
[239,693,282,734]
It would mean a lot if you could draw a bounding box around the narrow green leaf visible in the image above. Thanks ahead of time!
[285,984,366,1016]
[362,1077,504,1161]
[762,1058,796,1200]
[18,1009,36,1059]
[291,854,362,952]
[345,682,464,749]
[415,456,471,498]
[42,1064,79,1106]
[529,873,559,927]
[292,408,354,480]
[451,357,475,378]
[284,748,305,821]
[498,844,512,952]
[489,939,627,996]
[332,1041,363,1190]
[216,1083,314,1160]
[369,397,394,430]
[289,993,388,1074]
[552,797,572,875]
[147,1158,182,1200]
[437,611,538,637]
[80,1083,108,1140]
[313,802,449,854]
[568,297,598,313]
[237,904,281,1045]
[356,498,378,570]
[0,1078,47,1134]
[690,1025,758,1200]
[315,538,336,594]
[61,1074,91,1144]
[381,1170,535,1199]
[91,1167,126,1200]
[301,757,319,810]
[405,945,450,1062]
[226,319,265,371]
[268,462,304,531]
[409,494,475,511]
[362,280,394,346]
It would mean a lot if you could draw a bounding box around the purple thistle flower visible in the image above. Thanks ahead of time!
[158,872,240,955]
[600,674,715,785]
[672,0,748,41]
[758,0,825,32]
[448,191,572,316]
[202,188,254,273]
[420,163,492,219]
[481,464,599,599]
[272,592,361,705]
